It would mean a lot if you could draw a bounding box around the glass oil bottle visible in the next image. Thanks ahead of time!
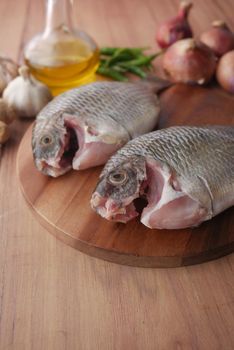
[24,0,99,96]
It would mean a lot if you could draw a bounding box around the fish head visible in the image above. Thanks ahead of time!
[91,156,147,223]
[32,115,79,177]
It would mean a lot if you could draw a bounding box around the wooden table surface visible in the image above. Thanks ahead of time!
[0,0,233,349]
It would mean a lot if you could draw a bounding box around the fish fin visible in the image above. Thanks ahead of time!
[100,134,122,145]
[140,74,173,94]
[178,175,213,220]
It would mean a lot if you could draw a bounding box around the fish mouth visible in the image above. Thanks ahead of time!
[36,122,80,177]
[91,178,149,223]
[91,192,143,223]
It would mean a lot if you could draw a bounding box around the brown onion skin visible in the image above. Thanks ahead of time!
[162,38,216,85]
[200,21,234,57]
[216,50,234,93]
[156,2,193,49]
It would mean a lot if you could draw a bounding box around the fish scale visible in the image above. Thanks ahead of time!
[34,81,160,139]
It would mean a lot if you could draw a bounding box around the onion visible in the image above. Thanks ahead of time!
[162,38,216,84]
[156,1,193,49]
[216,50,234,93]
[200,21,234,57]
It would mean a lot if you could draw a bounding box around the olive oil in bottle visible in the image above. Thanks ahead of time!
[24,0,99,96]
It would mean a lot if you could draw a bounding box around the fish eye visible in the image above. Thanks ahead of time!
[40,135,53,146]
[108,170,128,185]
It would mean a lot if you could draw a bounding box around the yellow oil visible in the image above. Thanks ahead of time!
[25,39,100,96]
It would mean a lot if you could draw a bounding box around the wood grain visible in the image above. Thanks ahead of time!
[0,0,234,349]
[17,84,234,268]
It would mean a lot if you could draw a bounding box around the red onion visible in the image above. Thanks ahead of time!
[156,1,193,49]
[216,50,234,93]
[162,38,216,84]
[200,21,234,57]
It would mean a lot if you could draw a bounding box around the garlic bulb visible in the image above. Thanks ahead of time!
[0,120,10,144]
[0,56,18,94]
[3,66,53,118]
[0,98,17,124]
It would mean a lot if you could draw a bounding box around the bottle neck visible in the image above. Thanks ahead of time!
[44,0,74,36]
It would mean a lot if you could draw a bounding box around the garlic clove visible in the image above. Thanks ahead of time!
[0,71,8,92]
[0,98,18,124]
[0,120,10,144]
[3,65,53,118]
[0,56,18,95]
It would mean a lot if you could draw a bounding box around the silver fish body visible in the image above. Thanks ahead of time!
[91,126,234,229]
[32,81,161,177]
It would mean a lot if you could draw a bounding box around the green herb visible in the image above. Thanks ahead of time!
[100,47,149,56]
[97,66,128,81]
[104,49,135,67]
[122,66,147,78]
[120,54,158,67]
[98,47,162,81]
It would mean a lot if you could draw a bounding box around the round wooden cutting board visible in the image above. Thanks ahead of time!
[17,84,234,267]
